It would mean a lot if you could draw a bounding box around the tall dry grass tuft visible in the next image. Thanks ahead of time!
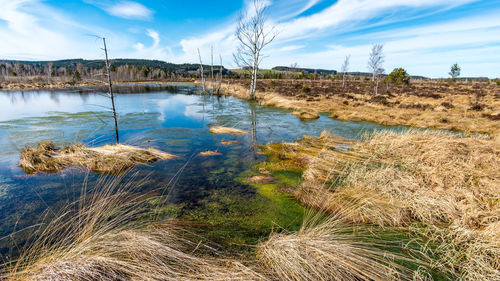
[2,175,263,281]
[257,213,418,281]
[262,129,500,280]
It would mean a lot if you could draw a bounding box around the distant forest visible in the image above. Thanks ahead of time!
[0,59,229,83]
[1,58,490,83]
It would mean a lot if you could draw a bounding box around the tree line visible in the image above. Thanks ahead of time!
[0,59,228,83]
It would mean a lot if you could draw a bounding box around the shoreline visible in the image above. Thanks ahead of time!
[2,79,498,140]
[0,79,194,91]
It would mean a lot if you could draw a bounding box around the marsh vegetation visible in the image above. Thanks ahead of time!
[0,78,498,280]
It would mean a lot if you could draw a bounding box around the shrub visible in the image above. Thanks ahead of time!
[301,85,311,93]
[386,68,410,85]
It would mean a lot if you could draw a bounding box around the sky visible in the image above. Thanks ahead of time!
[0,0,499,78]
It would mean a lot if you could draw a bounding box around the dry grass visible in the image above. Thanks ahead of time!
[19,141,175,174]
[221,140,240,145]
[199,150,222,156]
[261,129,500,279]
[292,111,320,120]
[0,81,103,90]
[257,214,416,281]
[209,126,249,135]
[221,80,500,139]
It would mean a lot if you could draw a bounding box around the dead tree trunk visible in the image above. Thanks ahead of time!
[216,55,223,95]
[197,48,206,93]
[103,37,120,144]
[210,46,215,94]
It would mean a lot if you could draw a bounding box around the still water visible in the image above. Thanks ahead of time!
[0,83,409,254]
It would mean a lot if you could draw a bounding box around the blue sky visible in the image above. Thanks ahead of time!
[0,0,499,78]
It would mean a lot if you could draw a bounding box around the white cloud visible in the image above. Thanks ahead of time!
[147,29,160,48]
[133,42,144,51]
[130,29,171,60]
[260,11,500,78]
[274,0,478,43]
[0,0,134,60]
[172,0,498,77]
[105,1,153,20]
[278,45,305,52]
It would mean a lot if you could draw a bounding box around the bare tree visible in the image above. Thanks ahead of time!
[216,54,223,95]
[341,55,350,88]
[233,0,277,100]
[290,62,299,82]
[210,46,214,93]
[197,48,206,93]
[368,44,385,95]
[47,62,53,84]
[102,37,120,144]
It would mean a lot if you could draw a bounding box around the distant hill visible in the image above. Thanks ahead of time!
[0,59,229,82]
[272,66,337,75]
[0,59,226,74]
[344,72,429,80]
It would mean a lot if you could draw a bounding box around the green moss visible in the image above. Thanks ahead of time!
[183,185,304,248]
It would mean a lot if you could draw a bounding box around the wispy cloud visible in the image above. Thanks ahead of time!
[0,0,133,60]
[278,45,305,52]
[84,0,153,20]
[274,0,478,43]
[132,29,171,60]
[105,1,153,20]
[262,10,500,78]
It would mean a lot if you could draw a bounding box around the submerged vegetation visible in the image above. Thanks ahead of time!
[259,129,500,280]
[19,141,175,174]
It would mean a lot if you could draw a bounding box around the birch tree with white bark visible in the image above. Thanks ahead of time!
[233,0,277,100]
[368,44,385,95]
[341,55,350,88]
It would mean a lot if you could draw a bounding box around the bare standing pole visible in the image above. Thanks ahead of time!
[103,37,120,144]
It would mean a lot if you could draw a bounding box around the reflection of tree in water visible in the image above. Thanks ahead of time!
[49,91,60,104]
[250,102,257,159]
[78,92,90,103]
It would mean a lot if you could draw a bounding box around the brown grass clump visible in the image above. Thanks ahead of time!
[246,175,278,184]
[261,130,500,279]
[221,140,240,145]
[292,111,320,120]
[209,126,249,135]
[257,214,414,281]
[19,141,175,174]
[199,150,222,156]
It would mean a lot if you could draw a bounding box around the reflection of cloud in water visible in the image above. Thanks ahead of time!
[155,95,206,122]
[0,91,106,122]
[184,104,206,119]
